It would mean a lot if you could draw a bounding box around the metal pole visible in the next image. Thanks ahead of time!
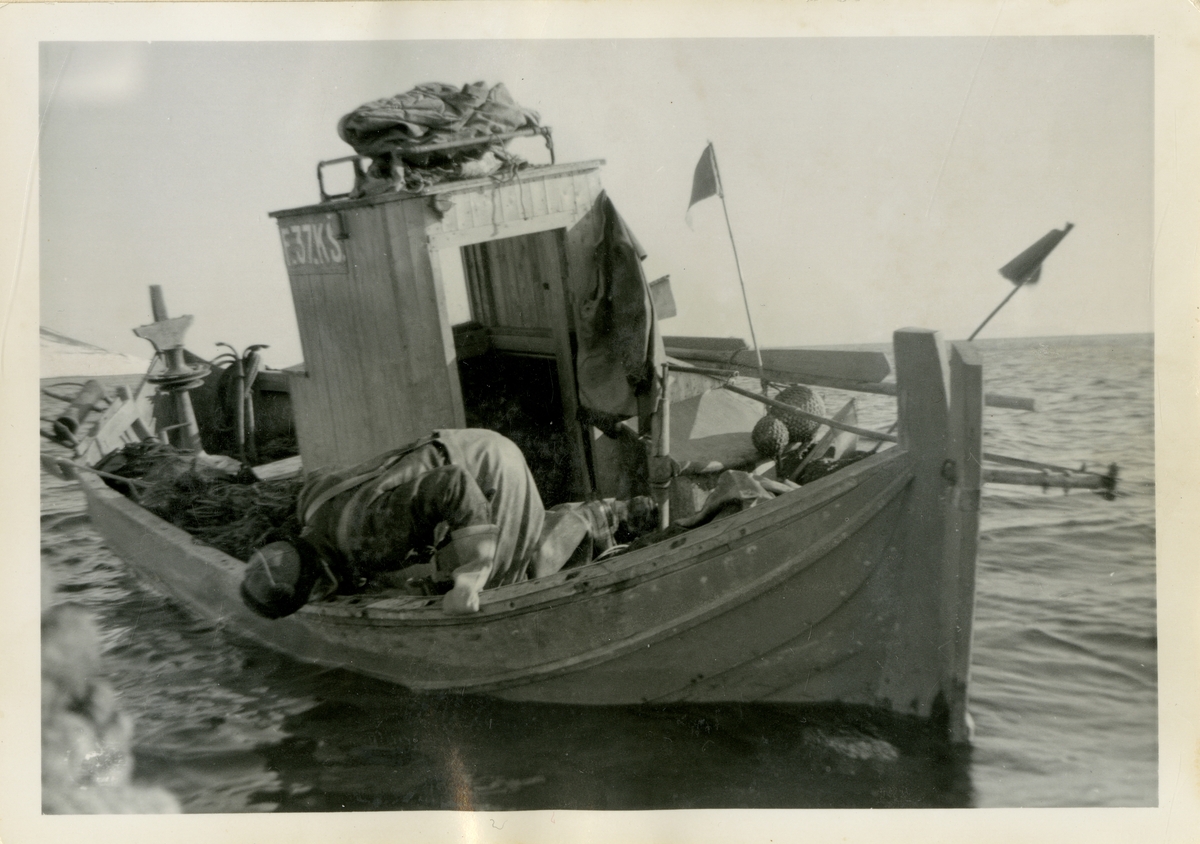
[720,380,898,444]
[967,278,1027,341]
[709,147,768,392]
[652,363,672,530]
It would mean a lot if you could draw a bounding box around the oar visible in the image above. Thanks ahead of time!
[719,380,899,445]
[980,463,1119,499]
[667,361,1123,491]
[666,361,900,443]
[668,357,1035,411]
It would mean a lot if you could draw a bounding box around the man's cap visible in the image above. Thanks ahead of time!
[241,539,319,619]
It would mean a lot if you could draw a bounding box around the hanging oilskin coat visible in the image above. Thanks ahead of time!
[575,192,664,432]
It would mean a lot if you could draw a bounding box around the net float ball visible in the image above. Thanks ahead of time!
[752,415,790,459]
[770,385,827,444]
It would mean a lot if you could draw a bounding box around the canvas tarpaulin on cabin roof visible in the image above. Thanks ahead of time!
[337,82,541,159]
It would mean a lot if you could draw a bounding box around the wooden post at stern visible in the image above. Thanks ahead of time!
[942,341,984,742]
[877,329,953,729]
[877,329,982,742]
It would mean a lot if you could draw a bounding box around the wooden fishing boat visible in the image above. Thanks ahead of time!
[57,149,1103,743]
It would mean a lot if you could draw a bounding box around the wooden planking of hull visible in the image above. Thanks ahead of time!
[80,447,915,705]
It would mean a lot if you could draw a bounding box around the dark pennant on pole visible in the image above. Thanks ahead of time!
[968,222,1075,341]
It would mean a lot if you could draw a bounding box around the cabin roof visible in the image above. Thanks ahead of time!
[269,159,607,220]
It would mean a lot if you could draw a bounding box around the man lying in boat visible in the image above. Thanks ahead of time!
[240,428,657,619]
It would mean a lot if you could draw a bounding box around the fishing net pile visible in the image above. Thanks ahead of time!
[792,453,869,486]
[338,82,542,193]
[97,442,302,561]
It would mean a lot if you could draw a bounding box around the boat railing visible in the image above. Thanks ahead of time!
[316,126,556,202]
[665,349,1033,412]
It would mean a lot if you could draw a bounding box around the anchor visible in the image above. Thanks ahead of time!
[132,285,210,451]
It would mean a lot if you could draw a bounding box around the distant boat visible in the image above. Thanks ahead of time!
[40,327,150,379]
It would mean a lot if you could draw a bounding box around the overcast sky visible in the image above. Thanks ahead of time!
[39,37,1151,368]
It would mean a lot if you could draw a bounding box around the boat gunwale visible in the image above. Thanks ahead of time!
[76,448,916,698]
[75,445,911,626]
[339,446,912,623]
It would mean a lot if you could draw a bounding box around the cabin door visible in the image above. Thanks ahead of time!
[447,229,590,504]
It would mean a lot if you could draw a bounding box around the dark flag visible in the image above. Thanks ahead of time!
[968,222,1076,340]
[681,141,768,387]
[998,222,1075,285]
[686,142,722,227]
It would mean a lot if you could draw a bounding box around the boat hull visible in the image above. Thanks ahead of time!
[83,448,917,707]
[78,330,983,738]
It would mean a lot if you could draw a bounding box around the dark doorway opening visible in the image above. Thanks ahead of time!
[458,351,576,507]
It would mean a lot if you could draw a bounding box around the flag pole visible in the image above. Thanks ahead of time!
[967,278,1027,341]
[708,145,768,392]
[968,222,1074,342]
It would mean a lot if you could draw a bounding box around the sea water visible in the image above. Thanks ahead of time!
[38,334,1156,810]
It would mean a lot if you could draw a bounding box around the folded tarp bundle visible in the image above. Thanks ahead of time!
[337,81,541,160]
